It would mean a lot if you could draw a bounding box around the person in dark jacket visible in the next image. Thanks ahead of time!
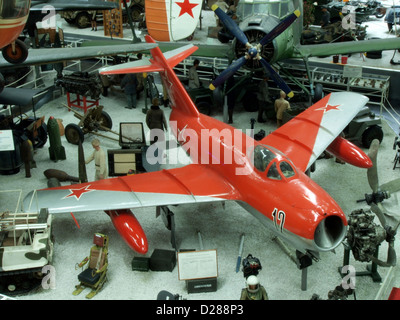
[146,97,168,144]
[120,73,138,109]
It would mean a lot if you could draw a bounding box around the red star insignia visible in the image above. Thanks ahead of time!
[316,104,340,113]
[175,0,199,18]
[63,185,94,200]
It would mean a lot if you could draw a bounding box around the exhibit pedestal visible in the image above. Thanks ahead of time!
[67,92,99,114]
[186,278,217,294]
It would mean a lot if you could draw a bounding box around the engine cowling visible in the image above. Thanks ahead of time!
[106,209,148,254]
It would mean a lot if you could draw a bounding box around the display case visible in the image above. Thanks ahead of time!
[279,62,390,107]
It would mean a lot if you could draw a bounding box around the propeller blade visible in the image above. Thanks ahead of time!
[259,58,293,98]
[367,139,380,193]
[259,10,301,46]
[209,56,247,90]
[212,4,250,47]
[370,203,387,227]
[380,178,400,194]
[387,242,397,267]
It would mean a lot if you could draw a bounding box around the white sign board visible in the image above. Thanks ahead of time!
[343,65,362,78]
[0,130,15,151]
[177,250,218,280]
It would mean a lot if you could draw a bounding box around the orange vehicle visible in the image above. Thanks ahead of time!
[0,0,31,64]
[24,35,373,262]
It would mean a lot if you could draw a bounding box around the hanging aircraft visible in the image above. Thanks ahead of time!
[0,0,157,101]
[0,1,120,67]
[23,36,373,261]
[145,0,400,99]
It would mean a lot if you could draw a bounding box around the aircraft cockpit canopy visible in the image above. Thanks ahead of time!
[0,0,30,20]
[252,144,296,180]
[237,0,294,20]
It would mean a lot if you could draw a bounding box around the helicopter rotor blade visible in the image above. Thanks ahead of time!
[367,139,380,193]
[259,10,301,46]
[212,4,250,47]
[259,58,293,98]
[209,56,247,90]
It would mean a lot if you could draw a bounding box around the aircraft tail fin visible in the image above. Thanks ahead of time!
[145,0,202,41]
[100,36,199,117]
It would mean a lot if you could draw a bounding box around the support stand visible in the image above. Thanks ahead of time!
[393,148,400,170]
[156,206,177,251]
[296,250,313,291]
[67,92,99,114]
[272,237,312,291]
[338,242,382,283]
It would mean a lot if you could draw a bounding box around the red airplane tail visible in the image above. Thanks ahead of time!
[100,35,200,117]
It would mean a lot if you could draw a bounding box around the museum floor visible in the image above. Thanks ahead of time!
[2,6,400,301]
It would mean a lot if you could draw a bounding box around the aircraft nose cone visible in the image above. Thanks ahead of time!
[248,47,258,58]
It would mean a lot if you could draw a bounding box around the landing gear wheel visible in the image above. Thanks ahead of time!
[65,123,84,145]
[312,83,324,103]
[362,125,383,148]
[2,39,28,64]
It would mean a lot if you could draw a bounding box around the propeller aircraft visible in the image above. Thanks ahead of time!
[145,0,400,100]
[24,35,374,261]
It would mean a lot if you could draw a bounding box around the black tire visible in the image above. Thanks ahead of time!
[0,73,4,94]
[130,5,144,22]
[75,12,91,29]
[361,125,383,148]
[64,18,75,24]
[242,92,258,112]
[313,83,324,103]
[99,111,112,130]
[2,39,28,64]
[196,101,212,115]
[65,123,84,145]
[375,8,385,19]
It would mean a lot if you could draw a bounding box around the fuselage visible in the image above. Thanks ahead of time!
[152,36,347,255]
[233,0,303,67]
[0,0,30,49]
[168,109,347,255]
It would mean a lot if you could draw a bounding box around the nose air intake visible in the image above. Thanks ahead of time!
[314,215,346,251]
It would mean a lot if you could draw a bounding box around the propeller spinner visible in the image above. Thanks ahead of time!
[209,4,300,98]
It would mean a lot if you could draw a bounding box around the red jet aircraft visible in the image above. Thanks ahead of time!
[24,36,372,259]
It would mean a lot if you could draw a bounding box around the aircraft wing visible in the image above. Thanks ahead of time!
[0,43,157,70]
[30,0,118,11]
[296,37,400,58]
[260,92,369,172]
[23,164,242,214]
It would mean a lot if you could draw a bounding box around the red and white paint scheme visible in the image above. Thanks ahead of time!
[0,0,30,50]
[145,0,202,41]
[24,36,372,257]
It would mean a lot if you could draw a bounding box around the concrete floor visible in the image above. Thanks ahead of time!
[1,6,400,302]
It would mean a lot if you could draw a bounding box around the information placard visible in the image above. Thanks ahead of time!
[0,130,15,151]
[177,250,218,280]
[343,65,362,78]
